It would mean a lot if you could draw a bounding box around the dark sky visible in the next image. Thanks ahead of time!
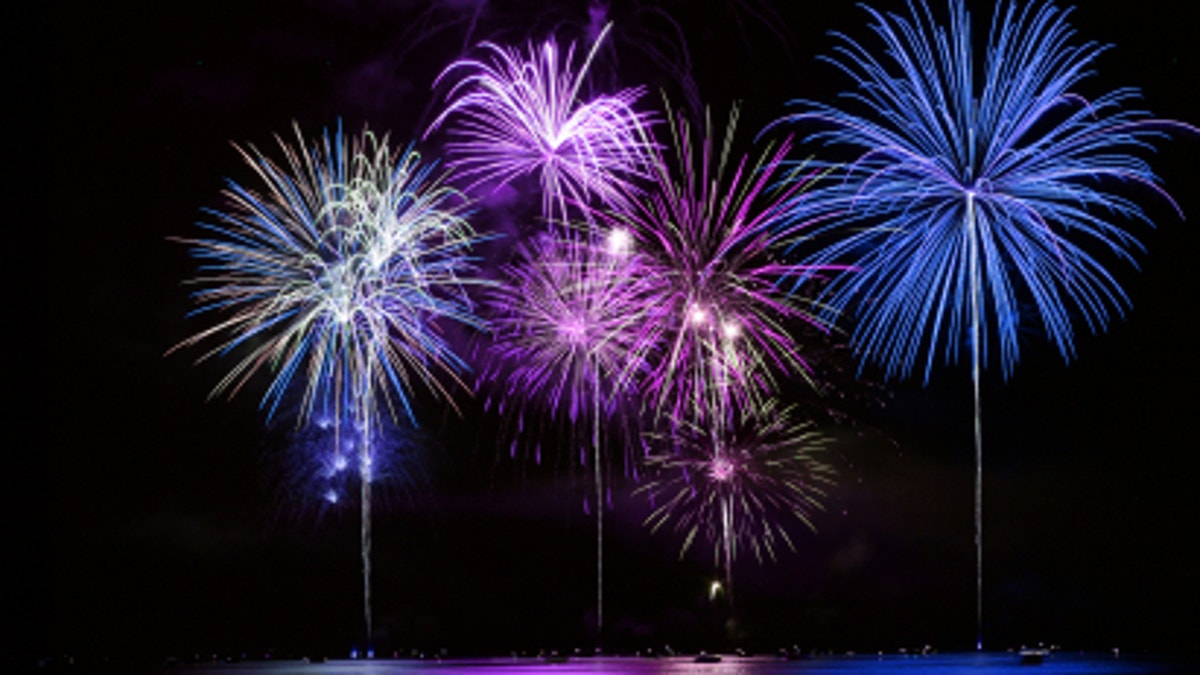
[45,0,1198,664]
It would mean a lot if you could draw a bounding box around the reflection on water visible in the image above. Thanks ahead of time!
[169,652,1197,674]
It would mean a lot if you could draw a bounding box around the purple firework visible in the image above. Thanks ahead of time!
[595,102,836,427]
[479,227,657,474]
[477,225,659,646]
[426,22,655,227]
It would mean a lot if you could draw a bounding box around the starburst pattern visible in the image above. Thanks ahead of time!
[774,0,1189,381]
[170,122,486,643]
[639,398,835,587]
[172,123,484,427]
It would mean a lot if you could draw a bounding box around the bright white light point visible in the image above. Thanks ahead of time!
[689,305,708,326]
[607,228,633,256]
[324,489,339,504]
[333,455,349,472]
[709,456,736,482]
[721,321,741,340]
[559,317,587,344]
[709,580,723,600]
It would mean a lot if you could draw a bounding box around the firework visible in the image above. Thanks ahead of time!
[771,0,1193,647]
[170,122,485,643]
[596,101,834,427]
[478,225,659,645]
[173,124,484,423]
[639,398,835,599]
[426,22,655,227]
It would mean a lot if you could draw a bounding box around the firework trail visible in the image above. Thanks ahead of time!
[638,397,836,603]
[769,0,1194,648]
[426,22,655,228]
[595,101,838,430]
[170,123,486,644]
[478,226,657,647]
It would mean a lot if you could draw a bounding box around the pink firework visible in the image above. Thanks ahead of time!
[638,398,836,597]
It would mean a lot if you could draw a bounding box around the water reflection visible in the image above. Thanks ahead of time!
[169,652,1197,674]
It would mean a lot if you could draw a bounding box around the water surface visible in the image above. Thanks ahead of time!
[167,652,1197,674]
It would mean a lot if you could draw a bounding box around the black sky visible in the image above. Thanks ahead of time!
[45,0,1199,664]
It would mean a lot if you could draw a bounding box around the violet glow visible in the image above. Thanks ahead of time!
[477,226,661,647]
[269,405,426,524]
[478,227,657,474]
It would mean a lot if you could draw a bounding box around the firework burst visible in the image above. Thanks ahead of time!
[267,402,429,525]
[170,122,485,643]
[479,228,656,469]
[477,225,659,645]
[638,398,836,598]
[172,123,483,427]
[774,0,1190,382]
[426,22,655,226]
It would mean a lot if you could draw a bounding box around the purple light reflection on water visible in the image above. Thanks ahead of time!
[168,653,1196,674]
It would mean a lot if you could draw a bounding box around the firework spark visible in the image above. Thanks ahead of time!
[770,0,1193,648]
[267,403,429,524]
[426,22,655,226]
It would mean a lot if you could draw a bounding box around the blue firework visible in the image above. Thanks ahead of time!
[770,0,1193,649]
[777,0,1190,381]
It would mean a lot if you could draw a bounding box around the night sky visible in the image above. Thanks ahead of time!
[45,0,1198,664]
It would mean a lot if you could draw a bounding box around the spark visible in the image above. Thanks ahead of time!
[639,398,836,596]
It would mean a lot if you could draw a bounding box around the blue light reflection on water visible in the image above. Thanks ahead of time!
[171,653,1196,674]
